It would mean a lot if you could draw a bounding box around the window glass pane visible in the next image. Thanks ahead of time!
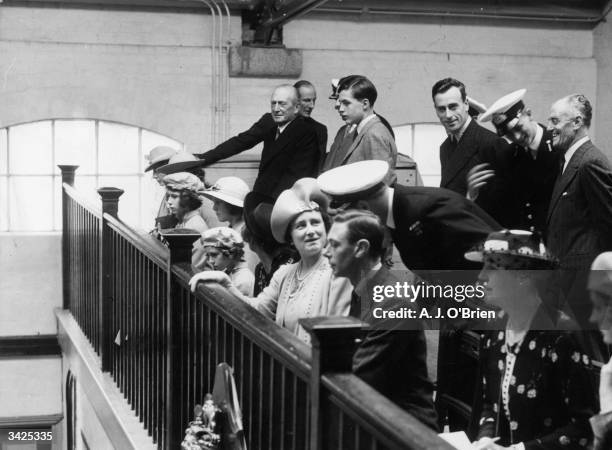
[0,129,7,174]
[141,129,183,170]
[9,121,53,175]
[54,120,97,175]
[98,122,139,174]
[393,125,413,157]
[0,176,7,231]
[421,175,442,188]
[98,175,141,228]
[412,124,445,180]
[9,176,53,231]
[141,175,166,231]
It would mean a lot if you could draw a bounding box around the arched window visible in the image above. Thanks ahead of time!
[392,122,446,187]
[0,120,183,231]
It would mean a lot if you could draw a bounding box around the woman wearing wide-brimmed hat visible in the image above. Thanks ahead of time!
[198,176,258,272]
[467,230,597,450]
[189,178,351,343]
[162,172,208,233]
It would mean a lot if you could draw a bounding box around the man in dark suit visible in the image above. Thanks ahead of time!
[322,76,397,186]
[293,80,327,168]
[432,78,507,225]
[318,160,499,282]
[474,89,559,233]
[324,209,438,430]
[195,84,319,200]
[546,94,612,326]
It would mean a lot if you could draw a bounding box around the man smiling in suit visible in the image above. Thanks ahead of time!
[432,78,507,224]
[196,84,319,202]
[321,75,397,185]
[546,93,612,326]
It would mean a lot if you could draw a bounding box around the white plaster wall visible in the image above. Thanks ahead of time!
[594,14,612,158]
[0,357,62,417]
[283,13,596,140]
[0,7,598,154]
[0,233,62,336]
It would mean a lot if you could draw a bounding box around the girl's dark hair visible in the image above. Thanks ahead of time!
[179,192,202,211]
[225,202,243,218]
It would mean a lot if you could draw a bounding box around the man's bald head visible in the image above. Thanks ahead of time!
[270,85,300,125]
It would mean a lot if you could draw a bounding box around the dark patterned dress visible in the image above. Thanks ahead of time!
[477,324,597,449]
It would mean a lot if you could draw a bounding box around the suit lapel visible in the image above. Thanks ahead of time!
[261,118,298,168]
[342,116,380,163]
[546,143,588,222]
[441,120,479,188]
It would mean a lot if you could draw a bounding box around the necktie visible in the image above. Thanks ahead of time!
[275,127,281,141]
[349,290,361,318]
[559,153,566,175]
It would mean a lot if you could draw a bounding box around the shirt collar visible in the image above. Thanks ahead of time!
[356,113,376,135]
[528,124,544,151]
[563,135,590,171]
[449,116,471,142]
[385,187,395,229]
[277,119,295,134]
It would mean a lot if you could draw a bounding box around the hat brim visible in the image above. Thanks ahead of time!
[201,191,244,208]
[145,159,170,172]
[465,249,556,269]
[157,159,205,175]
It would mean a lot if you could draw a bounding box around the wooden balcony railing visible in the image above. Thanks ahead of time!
[59,165,454,450]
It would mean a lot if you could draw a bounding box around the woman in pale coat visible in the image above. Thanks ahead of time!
[190,178,351,343]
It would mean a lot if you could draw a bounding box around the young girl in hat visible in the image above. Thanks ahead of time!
[196,227,254,296]
[199,177,259,271]
[189,178,351,344]
[162,172,208,233]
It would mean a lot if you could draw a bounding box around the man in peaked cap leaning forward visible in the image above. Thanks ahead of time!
[318,160,500,432]
[317,160,499,283]
[474,88,559,234]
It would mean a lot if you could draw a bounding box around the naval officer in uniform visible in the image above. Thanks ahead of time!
[473,88,559,233]
[317,160,499,283]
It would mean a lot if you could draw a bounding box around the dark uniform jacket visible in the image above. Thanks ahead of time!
[390,184,500,281]
[477,310,597,449]
[440,119,508,226]
[196,114,321,199]
[495,126,558,233]
[352,267,438,430]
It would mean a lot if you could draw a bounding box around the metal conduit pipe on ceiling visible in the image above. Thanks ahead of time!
[312,3,612,24]
[220,0,231,141]
[212,0,231,142]
[198,0,231,145]
[199,0,218,146]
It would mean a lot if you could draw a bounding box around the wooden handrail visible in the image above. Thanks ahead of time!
[104,212,169,268]
[173,264,312,381]
[60,162,448,450]
[63,182,103,217]
[322,373,455,450]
